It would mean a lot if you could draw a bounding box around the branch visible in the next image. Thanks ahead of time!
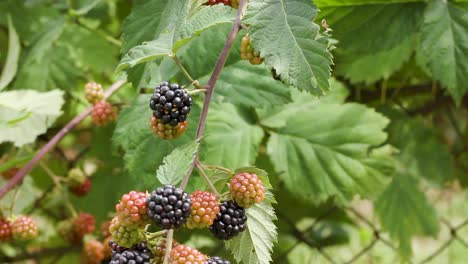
[179,0,246,189]
[0,80,126,199]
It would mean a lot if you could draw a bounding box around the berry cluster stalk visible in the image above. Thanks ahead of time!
[162,1,247,263]
[0,80,127,199]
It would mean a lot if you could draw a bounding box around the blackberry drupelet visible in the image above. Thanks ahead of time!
[209,200,247,240]
[207,256,231,264]
[149,82,193,126]
[146,185,192,229]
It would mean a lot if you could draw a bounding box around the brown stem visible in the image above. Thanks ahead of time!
[179,0,246,189]
[0,80,126,199]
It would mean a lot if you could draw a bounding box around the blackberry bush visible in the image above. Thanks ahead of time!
[11,216,38,241]
[230,172,265,208]
[207,256,231,264]
[186,190,220,229]
[146,185,192,229]
[91,101,117,126]
[150,115,188,140]
[169,244,207,264]
[210,200,247,240]
[149,82,192,126]
[116,191,149,227]
[84,82,104,104]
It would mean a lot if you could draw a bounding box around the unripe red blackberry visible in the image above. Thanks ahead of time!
[209,200,247,240]
[240,34,263,65]
[169,244,207,264]
[109,216,143,248]
[69,176,92,197]
[146,185,192,230]
[73,213,96,242]
[116,191,149,227]
[206,0,231,6]
[84,82,104,104]
[186,191,220,229]
[207,256,231,264]
[230,172,265,208]
[1,167,19,180]
[11,216,38,241]
[91,101,117,126]
[149,82,192,126]
[153,239,179,263]
[150,115,188,140]
[0,218,12,242]
[100,220,112,238]
[81,239,105,264]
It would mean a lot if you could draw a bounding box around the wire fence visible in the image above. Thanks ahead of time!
[274,192,468,264]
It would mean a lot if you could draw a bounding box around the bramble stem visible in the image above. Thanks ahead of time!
[0,80,127,199]
[171,55,201,89]
[163,229,174,264]
[179,0,246,190]
[196,162,220,197]
[202,164,234,175]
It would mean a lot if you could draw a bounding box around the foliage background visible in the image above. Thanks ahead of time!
[0,0,467,263]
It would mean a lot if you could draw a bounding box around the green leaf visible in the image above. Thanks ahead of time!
[0,177,37,214]
[199,102,264,169]
[0,15,20,91]
[419,1,468,103]
[0,89,64,146]
[243,0,332,94]
[112,95,199,189]
[156,141,199,185]
[315,0,424,7]
[226,194,277,264]
[119,3,235,71]
[375,173,439,258]
[262,92,392,204]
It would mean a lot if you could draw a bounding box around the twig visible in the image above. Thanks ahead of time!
[196,162,220,197]
[179,0,245,189]
[0,80,126,199]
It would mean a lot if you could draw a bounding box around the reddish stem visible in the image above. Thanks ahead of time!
[179,0,246,189]
[0,80,126,199]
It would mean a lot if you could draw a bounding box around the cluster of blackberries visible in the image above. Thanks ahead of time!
[149,82,192,127]
[146,185,192,229]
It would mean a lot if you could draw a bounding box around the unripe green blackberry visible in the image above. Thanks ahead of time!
[109,216,143,248]
[81,239,105,264]
[0,218,12,242]
[11,216,38,241]
[169,244,207,264]
[116,191,149,227]
[207,0,231,5]
[186,191,220,229]
[153,239,179,264]
[91,101,117,126]
[207,256,231,264]
[149,82,193,126]
[230,172,265,208]
[69,176,92,197]
[146,185,192,230]
[209,200,247,240]
[58,220,80,244]
[84,82,104,104]
[240,34,263,65]
[150,116,188,140]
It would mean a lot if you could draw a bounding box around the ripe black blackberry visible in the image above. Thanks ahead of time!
[209,200,247,240]
[109,248,151,264]
[207,256,231,264]
[146,185,192,229]
[149,82,192,126]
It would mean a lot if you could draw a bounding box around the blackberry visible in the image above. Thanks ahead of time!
[84,82,104,104]
[0,218,12,242]
[207,256,231,264]
[69,176,91,197]
[110,248,151,264]
[149,82,192,126]
[81,240,105,264]
[73,213,95,240]
[116,191,149,227]
[240,33,263,65]
[169,244,207,264]
[230,172,265,208]
[11,216,39,241]
[109,240,126,253]
[150,115,188,140]
[209,201,247,240]
[91,101,117,126]
[146,185,192,229]
[186,191,220,229]
[207,0,231,5]
[109,216,143,248]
